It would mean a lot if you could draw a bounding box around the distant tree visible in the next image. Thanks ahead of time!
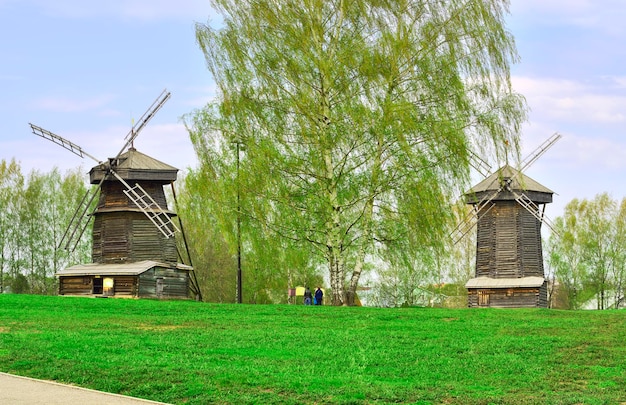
[191,0,525,305]
[548,193,626,309]
[611,199,626,308]
[10,273,29,294]
[0,159,23,293]
[0,162,89,295]
[548,204,589,309]
[21,170,50,293]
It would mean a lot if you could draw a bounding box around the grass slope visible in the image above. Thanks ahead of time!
[1,295,625,404]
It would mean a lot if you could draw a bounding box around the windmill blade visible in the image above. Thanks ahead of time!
[116,89,171,158]
[520,132,562,172]
[512,190,560,236]
[107,169,180,238]
[60,178,104,252]
[451,202,495,245]
[29,123,101,164]
[468,150,492,178]
[452,174,503,244]
[170,182,203,301]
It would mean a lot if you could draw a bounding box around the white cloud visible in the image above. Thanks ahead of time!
[513,76,626,125]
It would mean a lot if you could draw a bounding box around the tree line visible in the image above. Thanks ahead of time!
[0,159,90,294]
[3,156,625,309]
[547,193,626,310]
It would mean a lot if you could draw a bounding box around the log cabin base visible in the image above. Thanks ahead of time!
[466,276,547,308]
[57,260,191,299]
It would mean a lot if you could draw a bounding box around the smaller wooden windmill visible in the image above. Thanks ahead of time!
[29,89,201,300]
[455,133,561,308]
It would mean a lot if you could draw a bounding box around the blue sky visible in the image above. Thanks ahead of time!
[1,0,625,223]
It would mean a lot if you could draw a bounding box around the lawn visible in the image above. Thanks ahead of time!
[1,294,625,404]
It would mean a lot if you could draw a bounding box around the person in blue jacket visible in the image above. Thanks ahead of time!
[314,287,323,306]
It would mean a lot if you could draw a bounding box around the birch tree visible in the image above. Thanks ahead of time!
[548,194,626,309]
[0,159,23,293]
[190,0,525,305]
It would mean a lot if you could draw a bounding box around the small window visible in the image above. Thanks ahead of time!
[93,277,103,295]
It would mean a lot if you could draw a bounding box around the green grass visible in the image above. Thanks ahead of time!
[1,295,626,404]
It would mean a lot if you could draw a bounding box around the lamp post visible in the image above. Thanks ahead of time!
[235,140,243,304]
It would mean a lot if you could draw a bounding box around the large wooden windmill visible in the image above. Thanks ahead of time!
[29,90,201,300]
[456,133,561,308]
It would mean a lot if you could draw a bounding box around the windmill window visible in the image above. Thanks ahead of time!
[93,277,103,295]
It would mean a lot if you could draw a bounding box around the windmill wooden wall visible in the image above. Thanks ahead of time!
[464,165,553,308]
[474,201,544,279]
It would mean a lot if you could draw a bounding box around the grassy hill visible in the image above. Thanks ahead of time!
[1,294,625,404]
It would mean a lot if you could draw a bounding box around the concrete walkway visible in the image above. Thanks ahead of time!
[0,372,171,404]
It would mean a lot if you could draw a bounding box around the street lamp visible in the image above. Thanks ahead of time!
[235,140,243,304]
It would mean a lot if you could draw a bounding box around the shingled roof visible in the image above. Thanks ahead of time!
[89,148,178,183]
[468,165,553,194]
[465,165,554,204]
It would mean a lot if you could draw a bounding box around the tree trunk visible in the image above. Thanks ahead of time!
[328,249,345,306]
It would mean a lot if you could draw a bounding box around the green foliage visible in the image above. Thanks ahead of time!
[547,193,626,309]
[2,295,626,404]
[9,273,29,294]
[0,160,91,295]
[189,0,526,305]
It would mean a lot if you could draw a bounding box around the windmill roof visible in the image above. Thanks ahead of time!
[465,276,545,289]
[89,148,178,183]
[466,165,553,194]
[114,148,178,171]
[56,260,192,277]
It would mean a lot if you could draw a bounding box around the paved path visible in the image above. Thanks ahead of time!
[0,372,171,404]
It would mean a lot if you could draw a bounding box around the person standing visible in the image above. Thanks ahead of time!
[314,287,323,306]
[304,287,312,305]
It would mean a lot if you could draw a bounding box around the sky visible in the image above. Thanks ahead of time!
[1,0,625,223]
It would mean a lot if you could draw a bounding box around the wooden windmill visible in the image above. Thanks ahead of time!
[29,89,201,300]
[454,133,561,308]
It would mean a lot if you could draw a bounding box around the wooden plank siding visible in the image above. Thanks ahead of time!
[58,275,138,297]
[98,181,170,210]
[59,271,189,299]
[474,201,545,279]
[59,277,92,295]
[92,212,177,264]
[138,267,189,299]
[111,276,137,296]
[467,284,547,308]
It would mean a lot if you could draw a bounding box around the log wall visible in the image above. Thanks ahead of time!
[92,212,177,264]
[58,275,138,297]
[475,201,545,279]
[467,284,548,308]
[59,276,93,295]
[138,267,189,299]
